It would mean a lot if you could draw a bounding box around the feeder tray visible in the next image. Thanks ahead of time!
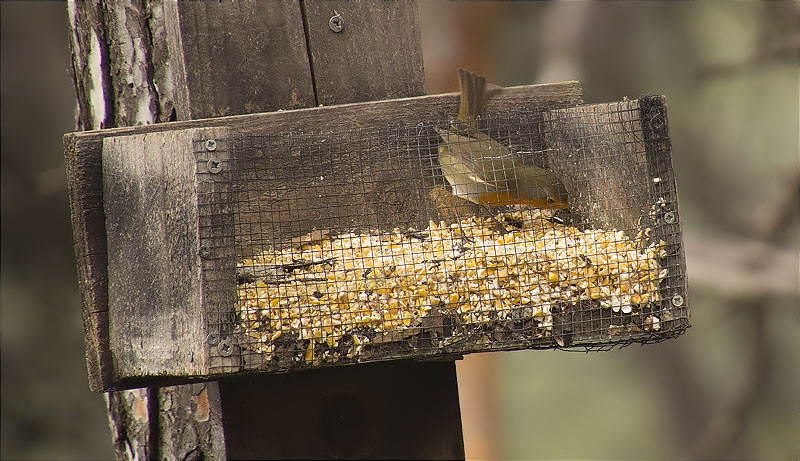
[68,83,689,390]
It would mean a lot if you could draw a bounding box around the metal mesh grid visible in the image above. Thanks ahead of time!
[194,97,689,374]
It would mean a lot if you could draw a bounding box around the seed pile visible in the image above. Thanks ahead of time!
[235,209,669,363]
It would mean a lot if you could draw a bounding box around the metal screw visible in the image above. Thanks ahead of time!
[199,246,210,258]
[648,106,662,119]
[218,338,233,356]
[207,157,222,174]
[671,294,684,307]
[651,114,665,130]
[206,334,220,346]
[329,12,344,32]
[663,211,676,224]
[205,139,217,151]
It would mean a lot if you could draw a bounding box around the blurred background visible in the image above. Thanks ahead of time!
[2,1,797,459]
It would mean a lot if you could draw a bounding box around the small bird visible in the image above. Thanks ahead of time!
[434,69,568,209]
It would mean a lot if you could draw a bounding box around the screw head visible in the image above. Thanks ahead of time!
[199,246,210,258]
[663,211,676,224]
[650,114,665,129]
[205,139,217,151]
[207,333,220,346]
[207,157,222,174]
[329,13,344,32]
[218,338,233,356]
[671,294,684,307]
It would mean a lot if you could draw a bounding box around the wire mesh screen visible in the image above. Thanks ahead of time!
[194,96,689,374]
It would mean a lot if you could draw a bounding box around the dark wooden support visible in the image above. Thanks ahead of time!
[221,360,465,460]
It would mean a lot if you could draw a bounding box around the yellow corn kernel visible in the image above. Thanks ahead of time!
[305,341,314,363]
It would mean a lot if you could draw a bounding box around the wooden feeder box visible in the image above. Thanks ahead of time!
[65,82,690,392]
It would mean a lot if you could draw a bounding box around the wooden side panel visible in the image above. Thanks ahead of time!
[301,0,426,105]
[64,133,113,391]
[544,99,650,232]
[103,128,215,378]
[541,97,690,344]
[163,0,315,119]
[639,96,690,331]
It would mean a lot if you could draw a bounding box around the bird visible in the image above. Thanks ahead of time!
[434,68,569,210]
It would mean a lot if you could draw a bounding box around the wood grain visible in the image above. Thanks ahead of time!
[103,128,225,379]
[541,96,690,343]
[163,0,315,119]
[64,133,113,390]
[69,80,582,141]
[638,96,690,332]
[544,99,651,233]
[301,0,426,105]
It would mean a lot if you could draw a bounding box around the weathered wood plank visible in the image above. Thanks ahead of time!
[638,96,690,332]
[301,0,426,105]
[103,127,227,378]
[70,81,582,141]
[163,0,315,119]
[540,96,690,344]
[64,132,113,391]
[544,99,650,233]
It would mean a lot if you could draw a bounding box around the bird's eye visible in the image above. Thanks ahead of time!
[547,197,556,204]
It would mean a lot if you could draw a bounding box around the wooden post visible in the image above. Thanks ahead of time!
[66,1,464,458]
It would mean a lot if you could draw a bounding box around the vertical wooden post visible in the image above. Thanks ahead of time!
[66,1,464,458]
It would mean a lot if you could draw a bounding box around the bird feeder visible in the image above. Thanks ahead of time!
[66,82,689,391]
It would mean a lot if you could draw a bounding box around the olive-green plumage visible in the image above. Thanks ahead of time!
[436,69,568,209]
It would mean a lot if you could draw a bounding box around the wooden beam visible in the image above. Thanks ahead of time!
[70,80,582,140]
[162,1,315,119]
[301,0,426,105]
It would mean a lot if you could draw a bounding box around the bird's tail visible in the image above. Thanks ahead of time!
[456,68,504,131]
[457,68,486,126]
